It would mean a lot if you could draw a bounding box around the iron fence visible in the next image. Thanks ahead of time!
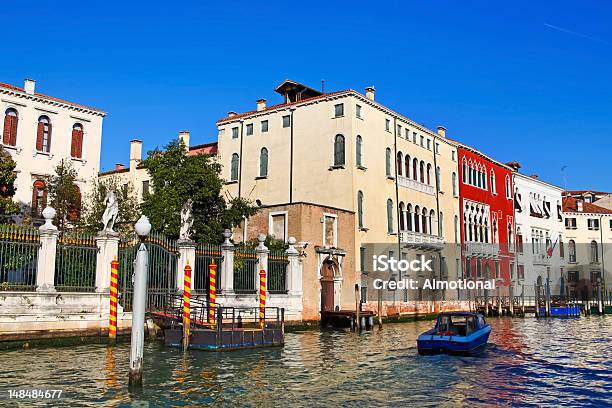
[54,231,97,292]
[194,243,223,296]
[268,249,288,294]
[0,224,40,291]
[234,247,258,293]
[118,232,178,312]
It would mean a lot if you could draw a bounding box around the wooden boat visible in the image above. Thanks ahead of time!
[417,312,491,356]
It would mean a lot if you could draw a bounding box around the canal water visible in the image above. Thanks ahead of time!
[0,317,610,407]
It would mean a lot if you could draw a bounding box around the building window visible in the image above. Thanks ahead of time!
[435,142,440,154]
[356,135,363,166]
[396,152,403,176]
[334,135,345,166]
[490,171,496,194]
[565,217,577,229]
[568,240,576,263]
[246,123,253,136]
[71,123,84,159]
[516,230,523,253]
[269,212,287,242]
[282,115,291,128]
[142,180,150,197]
[386,198,394,233]
[231,127,239,139]
[452,172,457,196]
[259,148,268,177]
[36,115,52,153]
[397,124,402,136]
[495,261,500,279]
[559,235,564,258]
[334,103,344,118]
[454,215,459,243]
[230,153,239,181]
[2,108,18,146]
[385,147,392,177]
[357,191,364,229]
[587,218,600,230]
[385,119,391,131]
[261,120,268,132]
[452,151,456,161]
[427,139,431,150]
[360,246,366,271]
[505,176,511,198]
[31,180,47,217]
[356,104,362,118]
[439,211,444,236]
[420,135,424,147]
[590,240,599,263]
[517,264,525,280]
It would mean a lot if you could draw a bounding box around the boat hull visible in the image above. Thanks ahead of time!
[417,325,491,356]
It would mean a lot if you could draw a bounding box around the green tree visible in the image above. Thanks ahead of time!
[140,139,257,242]
[0,146,19,218]
[80,176,140,234]
[47,160,81,232]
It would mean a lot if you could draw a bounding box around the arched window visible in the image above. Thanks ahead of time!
[590,240,599,263]
[230,153,239,181]
[357,191,364,228]
[259,148,268,177]
[31,180,47,217]
[454,215,459,243]
[436,210,441,235]
[436,166,441,192]
[36,115,52,153]
[426,163,432,185]
[452,172,457,196]
[490,171,496,194]
[407,204,413,231]
[71,123,84,159]
[3,108,18,146]
[484,220,489,243]
[414,206,420,232]
[405,154,410,178]
[505,175,511,198]
[483,169,487,190]
[399,202,405,230]
[396,152,403,176]
[356,135,363,166]
[419,161,425,183]
[508,223,513,247]
[386,198,394,233]
[462,160,467,183]
[422,207,428,234]
[334,134,345,166]
[568,240,576,263]
[385,147,392,176]
[492,219,498,243]
[468,162,473,185]
[412,158,418,181]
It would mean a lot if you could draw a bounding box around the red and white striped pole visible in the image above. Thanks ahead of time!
[208,259,217,325]
[182,262,192,350]
[109,257,119,343]
[259,268,266,328]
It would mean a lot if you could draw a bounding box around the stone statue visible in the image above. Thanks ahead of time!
[179,199,194,240]
[101,190,119,232]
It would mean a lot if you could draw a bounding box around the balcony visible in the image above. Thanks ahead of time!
[397,176,435,195]
[464,242,499,258]
[400,230,445,250]
[532,253,551,266]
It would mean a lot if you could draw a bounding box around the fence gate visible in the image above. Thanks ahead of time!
[118,232,178,312]
[0,224,40,291]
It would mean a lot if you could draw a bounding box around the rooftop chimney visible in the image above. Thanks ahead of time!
[577,201,583,212]
[24,79,36,95]
[436,126,446,138]
[115,163,125,170]
[506,161,521,172]
[365,86,375,101]
[256,99,267,111]
[179,131,190,149]
[227,111,237,117]
[530,174,539,180]
[130,139,143,165]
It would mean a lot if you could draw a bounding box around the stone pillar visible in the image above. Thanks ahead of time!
[286,237,303,296]
[256,233,269,291]
[36,207,59,293]
[177,239,196,292]
[95,231,120,293]
[220,229,235,294]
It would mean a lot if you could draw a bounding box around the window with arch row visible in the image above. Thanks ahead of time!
[398,201,436,235]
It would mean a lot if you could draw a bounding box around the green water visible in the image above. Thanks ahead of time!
[0,317,610,407]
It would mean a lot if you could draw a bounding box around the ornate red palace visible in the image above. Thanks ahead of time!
[457,145,516,298]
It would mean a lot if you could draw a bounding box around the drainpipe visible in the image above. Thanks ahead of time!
[238,120,244,198]
[433,136,443,301]
[289,108,295,203]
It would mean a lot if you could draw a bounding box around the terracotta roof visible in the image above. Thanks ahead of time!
[188,142,217,156]
[0,81,105,114]
[99,167,129,177]
[564,190,610,196]
[562,197,612,214]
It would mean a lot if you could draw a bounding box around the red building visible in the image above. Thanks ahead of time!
[457,145,515,298]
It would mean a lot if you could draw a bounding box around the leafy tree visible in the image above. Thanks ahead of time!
[80,176,140,234]
[0,146,19,218]
[140,139,257,242]
[47,160,81,233]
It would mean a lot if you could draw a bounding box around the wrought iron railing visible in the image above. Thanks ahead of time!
[268,249,288,294]
[195,243,223,295]
[54,230,97,292]
[0,224,40,291]
[234,247,258,293]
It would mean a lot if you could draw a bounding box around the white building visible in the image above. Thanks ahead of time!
[1,79,106,218]
[511,163,565,300]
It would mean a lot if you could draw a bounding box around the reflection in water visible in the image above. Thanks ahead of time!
[0,318,610,406]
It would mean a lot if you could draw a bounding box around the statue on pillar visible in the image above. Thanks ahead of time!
[101,190,119,232]
[179,199,194,241]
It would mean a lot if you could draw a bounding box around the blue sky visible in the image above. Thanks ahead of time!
[2,1,611,190]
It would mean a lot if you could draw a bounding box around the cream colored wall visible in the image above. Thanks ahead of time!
[1,90,104,212]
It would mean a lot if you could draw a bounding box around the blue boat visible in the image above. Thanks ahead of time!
[417,312,491,356]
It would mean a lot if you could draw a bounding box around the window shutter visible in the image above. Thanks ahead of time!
[2,116,11,145]
[78,130,83,158]
[46,124,52,152]
[9,116,17,145]
[36,122,44,151]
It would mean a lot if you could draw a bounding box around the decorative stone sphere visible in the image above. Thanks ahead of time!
[135,215,152,238]
[42,206,56,221]
[223,229,232,239]
[288,236,297,245]
[257,233,266,243]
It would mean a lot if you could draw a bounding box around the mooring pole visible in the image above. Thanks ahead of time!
[208,260,217,325]
[109,257,119,344]
[259,268,267,329]
[597,277,603,315]
[129,216,151,388]
[354,284,360,331]
[182,262,192,351]
[377,287,383,329]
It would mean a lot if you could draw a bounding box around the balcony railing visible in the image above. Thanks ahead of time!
[400,230,445,249]
[464,242,499,257]
[397,176,435,195]
[532,253,551,265]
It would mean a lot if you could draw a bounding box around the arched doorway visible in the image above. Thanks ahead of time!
[320,258,338,312]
